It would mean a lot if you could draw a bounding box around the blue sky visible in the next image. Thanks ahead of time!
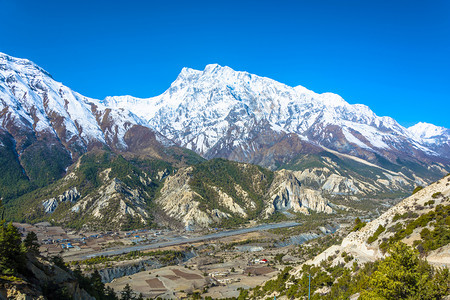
[1,0,449,128]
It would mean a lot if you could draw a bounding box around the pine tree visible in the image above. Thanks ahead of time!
[91,269,105,297]
[0,221,25,275]
[0,198,4,220]
[105,286,119,300]
[120,283,135,300]
[24,231,39,254]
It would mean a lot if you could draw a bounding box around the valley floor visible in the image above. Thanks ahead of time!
[11,196,406,299]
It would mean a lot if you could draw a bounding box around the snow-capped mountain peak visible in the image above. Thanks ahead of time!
[408,122,450,151]
[105,64,444,163]
[409,122,449,139]
[2,53,449,176]
[0,52,52,79]
[0,52,172,163]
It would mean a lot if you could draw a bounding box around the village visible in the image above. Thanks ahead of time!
[12,222,170,259]
[11,219,346,299]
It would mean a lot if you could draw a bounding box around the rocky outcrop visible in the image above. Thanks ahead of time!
[295,175,450,274]
[42,187,80,213]
[156,167,231,228]
[213,186,248,217]
[321,174,361,194]
[58,187,80,202]
[69,178,150,229]
[42,198,59,214]
[266,170,333,216]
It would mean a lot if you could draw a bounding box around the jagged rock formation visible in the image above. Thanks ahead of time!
[266,169,332,215]
[156,166,219,228]
[70,177,150,229]
[42,187,80,213]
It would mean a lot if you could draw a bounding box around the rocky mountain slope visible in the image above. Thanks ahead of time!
[4,151,177,230]
[297,173,450,271]
[7,148,424,230]
[157,159,334,229]
[5,153,336,230]
[6,149,428,231]
[240,175,449,299]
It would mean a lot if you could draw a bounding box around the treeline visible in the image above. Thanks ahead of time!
[72,250,185,267]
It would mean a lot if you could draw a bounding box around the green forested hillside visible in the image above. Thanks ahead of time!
[3,151,171,228]
[189,158,274,225]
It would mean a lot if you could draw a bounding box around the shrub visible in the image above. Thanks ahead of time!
[412,186,424,194]
[360,242,449,300]
[431,192,442,199]
[367,225,385,244]
[352,218,366,232]
[424,200,435,206]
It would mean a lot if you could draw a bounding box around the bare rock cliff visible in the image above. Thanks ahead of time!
[266,170,333,216]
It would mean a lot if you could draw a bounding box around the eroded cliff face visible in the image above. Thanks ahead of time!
[156,167,334,228]
[156,167,232,228]
[69,177,150,229]
[266,170,333,216]
[42,187,80,213]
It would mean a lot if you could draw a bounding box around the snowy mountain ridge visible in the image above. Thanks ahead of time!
[409,122,450,143]
[1,52,449,184]
[0,52,176,154]
[103,63,449,165]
